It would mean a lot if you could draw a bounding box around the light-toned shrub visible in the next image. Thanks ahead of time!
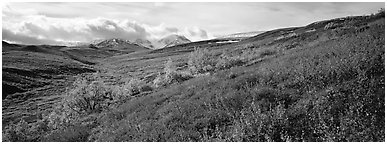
[324,22,338,30]
[153,59,194,88]
[153,73,166,88]
[215,53,244,70]
[64,80,110,115]
[122,78,142,96]
[188,48,217,74]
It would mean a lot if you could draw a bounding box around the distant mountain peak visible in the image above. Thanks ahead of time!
[157,34,191,48]
[94,38,133,48]
[86,35,192,50]
[134,39,154,49]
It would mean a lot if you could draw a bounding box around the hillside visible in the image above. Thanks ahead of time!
[2,49,96,125]
[2,11,385,142]
[217,31,266,39]
[1,39,152,127]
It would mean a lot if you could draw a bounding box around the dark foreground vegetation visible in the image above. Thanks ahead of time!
[2,10,385,142]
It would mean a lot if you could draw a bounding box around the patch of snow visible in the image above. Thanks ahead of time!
[219,31,265,39]
[305,29,316,33]
[215,40,239,44]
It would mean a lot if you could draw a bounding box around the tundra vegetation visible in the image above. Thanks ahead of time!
[2,10,385,142]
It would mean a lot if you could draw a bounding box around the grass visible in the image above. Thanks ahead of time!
[2,11,385,142]
[2,50,96,126]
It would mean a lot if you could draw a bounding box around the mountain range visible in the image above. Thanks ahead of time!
[81,31,264,50]
[81,34,191,50]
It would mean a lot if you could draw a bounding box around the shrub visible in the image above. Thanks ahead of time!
[2,119,48,142]
[153,59,194,88]
[215,53,244,70]
[64,80,111,115]
[188,48,217,74]
[324,22,339,30]
[41,76,140,141]
[153,72,167,88]
[260,49,277,57]
[140,85,153,92]
[122,78,143,96]
[164,58,178,84]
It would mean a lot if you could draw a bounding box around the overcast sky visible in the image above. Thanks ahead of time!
[2,2,384,45]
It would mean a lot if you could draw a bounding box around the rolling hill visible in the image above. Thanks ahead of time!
[1,38,152,126]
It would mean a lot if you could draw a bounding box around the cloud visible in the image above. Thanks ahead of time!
[2,28,58,45]
[180,26,213,41]
[189,27,208,38]
[3,2,384,44]
[154,2,165,7]
[2,3,215,45]
[85,18,148,41]
[2,11,212,45]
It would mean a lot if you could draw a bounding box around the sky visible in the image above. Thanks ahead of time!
[2,2,384,45]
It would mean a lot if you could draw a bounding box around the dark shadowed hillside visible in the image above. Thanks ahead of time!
[1,39,151,127]
[2,11,385,142]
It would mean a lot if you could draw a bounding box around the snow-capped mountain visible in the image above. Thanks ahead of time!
[90,39,106,45]
[94,38,133,48]
[88,38,149,52]
[134,39,154,49]
[58,41,88,47]
[157,34,191,48]
[84,35,191,50]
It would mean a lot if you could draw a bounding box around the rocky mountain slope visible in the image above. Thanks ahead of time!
[134,39,154,49]
[156,34,191,48]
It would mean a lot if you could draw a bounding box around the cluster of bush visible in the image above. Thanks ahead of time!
[2,74,153,142]
[151,47,277,88]
[79,13,384,142]
[187,47,276,75]
[152,58,194,88]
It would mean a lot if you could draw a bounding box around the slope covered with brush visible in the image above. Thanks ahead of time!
[2,11,384,142]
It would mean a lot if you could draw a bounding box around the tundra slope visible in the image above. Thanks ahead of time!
[2,11,385,142]
[87,11,386,142]
[1,40,150,125]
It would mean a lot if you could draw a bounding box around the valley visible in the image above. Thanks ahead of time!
[2,11,385,142]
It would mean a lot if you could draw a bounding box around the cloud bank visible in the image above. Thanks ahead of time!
[2,5,212,45]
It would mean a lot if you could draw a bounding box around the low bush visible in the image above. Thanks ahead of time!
[64,80,111,115]
[215,53,244,70]
[153,59,194,88]
[188,48,218,74]
[187,47,277,74]
[260,49,277,57]
[3,75,153,142]
[121,78,148,96]
[187,48,247,74]
[2,119,49,142]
